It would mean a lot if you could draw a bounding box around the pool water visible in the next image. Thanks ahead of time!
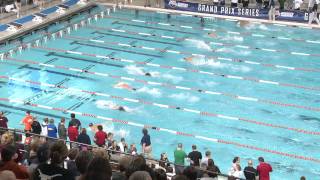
[1,6,320,179]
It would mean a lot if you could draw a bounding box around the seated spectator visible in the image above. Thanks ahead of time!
[83,157,112,180]
[28,143,50,179]
[32,140,74,180]
[171,174,189,180]
[0,111,8,134]
[207,159,220,178]
[109,140,120,155]
[93,147,109,160]
[183,166,197,180]
[126,155,155,179]
[0,145,29,179]
[112,155,131,180]
[118,137,128,153]
[77,128,91,150]
[200,150,211,167]
[244,159,258,180]
[197,162,208,178]
[67,148,80,178]
[75,151,94,180]
[129,171,152,180]
[159,152,171,171]
[128,143,137,155]
[154,168,167,180]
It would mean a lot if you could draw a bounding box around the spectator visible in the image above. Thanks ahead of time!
[171,175,188,180]
[31,116,42,135]
[256,0,263,8]
[68,124,79,148]
[126,155,155,179]
[28,143,50,179]
[174,143,187,175]
[140,128,152,158]
[159,152,170,171]
[183,166,197,180]
[300,176,306,180]
[20,111,33,137]
[15,0,21,18]
[47,119,57,139]
[279,0,286,10]
[41,118,49,137]
[257,157,272,180]
[213,0,219,5]
[154,168,167,180]
[77,128,91,149]
[294,0,303,10]
[269,0,276,21]
[58,117,67,140]
[75,151,94,180]
[113,156,131,180]
[200,150,211,167]
[231,0,238,7]
[229,157,241,178]
[32,140,74,180]
[188,144,202,167]
[128,143,137,155]
[83,157,112,180]
[118,137,128,153]
[67,148,80,178]
[0,144,29,179]
[94,125,107,147]
[243,0,249,7]
[308,0,320,25]
[93,147,109,160]
[197,162,208,178]
[68,113,81,130]
[0,111,8,134]
[109,140,120,155]
[0,170,16,180]
[207,159,220,178]
[129,171,152,180]
[244,159,258,180]
[107,132,114,147]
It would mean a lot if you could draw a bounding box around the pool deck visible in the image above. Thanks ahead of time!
[0,1,95,44]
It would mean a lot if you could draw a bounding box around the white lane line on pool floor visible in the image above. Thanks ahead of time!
[87,25,320,57]
[0,97,319,163]
[5,57,320,114]
[103,15,319,45]
[33,45,320,92]
[2,76,320,136]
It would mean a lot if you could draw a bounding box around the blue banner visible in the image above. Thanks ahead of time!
[164,0,315,22]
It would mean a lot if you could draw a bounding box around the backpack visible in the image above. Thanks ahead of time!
[31,121,42,134]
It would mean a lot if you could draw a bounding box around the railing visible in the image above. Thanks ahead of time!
[0,127,246,180]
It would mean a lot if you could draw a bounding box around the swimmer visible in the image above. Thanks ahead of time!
[114,82,137,91]
[184,56,194,63]
[101,100,129,112]
[238,20,251,28]
[208,32,217,38]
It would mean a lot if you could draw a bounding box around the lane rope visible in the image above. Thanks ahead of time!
[0,97,319,163]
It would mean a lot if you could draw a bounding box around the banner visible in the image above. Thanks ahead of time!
[164,0,318,22]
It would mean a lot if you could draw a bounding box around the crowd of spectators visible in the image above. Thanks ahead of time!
[0,110,280,180]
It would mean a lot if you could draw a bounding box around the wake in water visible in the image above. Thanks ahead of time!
[95,100,133,112]
[169,92,200,103]
[125,65,160,77]
[137,86,162,98]
[184,39,212,51]
[161,73,184,83]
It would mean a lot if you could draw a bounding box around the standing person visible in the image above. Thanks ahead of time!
[68,113,81,131]
[140,128,152,158]
[58,118,67,140]
[31,117,42,136]
[174,143,187,175]
[68,125,79,148]
[279,0,286,10]
[256,0,263,8]
[47,119,57,139]
[77,128,91,150]
[242,0,249,7]
[231,0,238,7]
[94,125,107,147]
[200,150,211,167]
[41,118,48,136]
[144,0,151,7]
[244,159,258,180]
[294,0,303,10]
[257,157,272,180]
[0,111,8,134]
[229,157,241,178]
[14,0,21,18]
[207,159,220,178]
[188,145,202,167]
[268,0,276,21]
[308,0,320,25]
[20,111,33,137]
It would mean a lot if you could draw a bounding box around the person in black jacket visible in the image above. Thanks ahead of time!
[31,117,42,135]
[77,128,91,150]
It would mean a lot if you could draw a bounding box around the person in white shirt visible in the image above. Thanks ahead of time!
[294,0,303,10]
[231,0,238,7]
[118,138,128,153]
[200,150,211,167]
[308,0,320,25]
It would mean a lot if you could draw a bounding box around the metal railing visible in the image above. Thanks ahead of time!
[0,127,246,180]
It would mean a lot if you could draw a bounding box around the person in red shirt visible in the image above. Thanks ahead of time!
[0,145,29,179]
[94,125,107,147]
[257,157,272,180]
[20,111,33,137]
[68,125,79,148]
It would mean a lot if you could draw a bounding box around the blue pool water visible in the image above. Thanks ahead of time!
[1,6,320,179]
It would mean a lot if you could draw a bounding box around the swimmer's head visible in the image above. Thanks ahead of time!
[118,106,126,112]
[132,88,137,91]
[89,123,93,127]
[145,72,151,77]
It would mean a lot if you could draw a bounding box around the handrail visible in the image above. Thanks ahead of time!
[0,127,246,179]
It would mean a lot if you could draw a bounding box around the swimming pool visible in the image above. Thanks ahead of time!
[1,5,320,179]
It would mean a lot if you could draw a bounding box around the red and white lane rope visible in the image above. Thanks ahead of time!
[0,97,319,163]
[63,34,320,73]
[2,75,320,135]
[103,14,320,46]
[32,46,320,92]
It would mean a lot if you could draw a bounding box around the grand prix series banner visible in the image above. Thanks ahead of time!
[164,0,316,22]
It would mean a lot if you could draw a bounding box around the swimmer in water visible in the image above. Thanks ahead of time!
[184,56,194,63]
[114,82,137,91]
[208,32,217,38]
